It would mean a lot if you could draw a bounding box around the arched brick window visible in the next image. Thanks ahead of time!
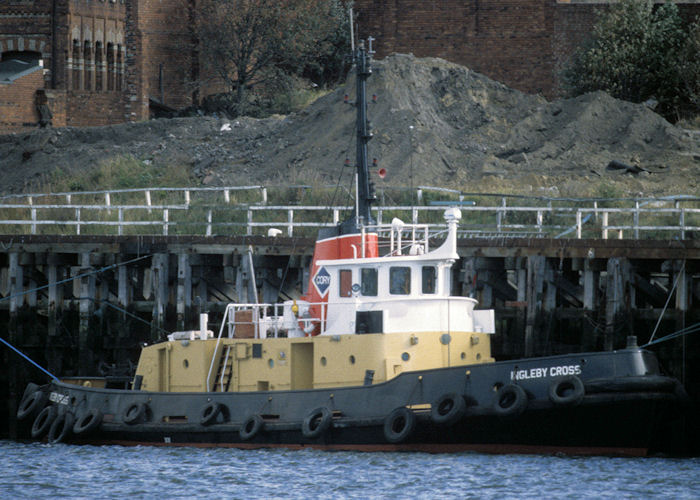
[83,40,93,91]
[106,42,114,91]
[116,44,123,91]
[72,39,81,90]
[95,41,103,91]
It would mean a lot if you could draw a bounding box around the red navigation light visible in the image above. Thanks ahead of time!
[378,168,387,179]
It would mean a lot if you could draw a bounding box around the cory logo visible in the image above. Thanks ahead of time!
[312,267,331,297]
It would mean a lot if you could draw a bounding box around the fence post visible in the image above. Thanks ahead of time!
[412,207,418,225]
[537,210,543,234]
[634,201,639,239]
[185,190,190,206]
[146,190,152,214]
[206,209,212,237]
[576,210,582,239]
[680,208,685,240]
[288,209,294,237]
[31,208,37,235]
[224,189,230,204]
[163,209,169,236]
[247,209,253,236]
[76,207,81,235]
[602,212,608,239]
[118,208,123,236]
[261,187,268,205]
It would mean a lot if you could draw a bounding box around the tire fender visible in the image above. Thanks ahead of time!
[31,405,57,438]
[123,402,148,425]
[301,407,332,439]
[239,414,264,441]
[17,390,47,420]
[431,393,467,426]
[492,384,528,418]
[548,375,585,406]
[383,407,416,444]
[200,402,223,426]
[73,408,103,434]
[48,412,74,444]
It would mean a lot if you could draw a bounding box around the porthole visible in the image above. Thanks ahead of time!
[183,359,189,368]
[460,352,466,360]
[476,353,481,360]
[401,352,410,361]
[349,355,356,364]
[320,356,327,366]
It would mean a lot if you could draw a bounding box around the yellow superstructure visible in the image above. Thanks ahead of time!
[134,330,494,393]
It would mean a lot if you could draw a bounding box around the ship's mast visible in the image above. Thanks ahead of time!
[348,37,376,230]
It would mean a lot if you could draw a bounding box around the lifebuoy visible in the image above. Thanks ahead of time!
[298,317,319,336]
[17,390,46,420]
[548,375,585,406]
[431,393,467,426]
[73,408,103,434]
[200,402,223,426]
[492,384,528,417]
[301,407,332,439]
[123,402,147,425]
[31,405,57,438]
[239,414,264,441]
[48,412,74,444]
[383,407,416,444]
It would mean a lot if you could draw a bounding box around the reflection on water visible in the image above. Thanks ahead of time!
[0,440,698,499]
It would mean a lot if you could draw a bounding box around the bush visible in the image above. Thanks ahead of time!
[562,0,700,122]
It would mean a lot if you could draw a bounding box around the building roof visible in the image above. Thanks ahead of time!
[0,56,43,84]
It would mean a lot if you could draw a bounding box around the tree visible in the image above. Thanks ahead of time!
[196,0,351,116]
[562,0,700,121]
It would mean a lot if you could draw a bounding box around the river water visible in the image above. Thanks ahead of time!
[1,441,698,499]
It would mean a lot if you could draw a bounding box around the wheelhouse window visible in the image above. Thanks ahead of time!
[361,268,377,296]
[389,267,411,295]
[422,266,436,294]
[339,269,352,297]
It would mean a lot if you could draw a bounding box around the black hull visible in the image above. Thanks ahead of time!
[17,348,687,456]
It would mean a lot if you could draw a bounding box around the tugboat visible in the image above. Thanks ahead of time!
[16,40,686,455]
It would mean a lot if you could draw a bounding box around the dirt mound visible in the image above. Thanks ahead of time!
[0,53,697,196]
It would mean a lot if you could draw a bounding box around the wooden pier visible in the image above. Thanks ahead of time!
[1,234,699,447]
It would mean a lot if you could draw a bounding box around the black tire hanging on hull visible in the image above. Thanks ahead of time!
[73,408,103,435]
[239,415,264,441]
[17,390,47,421]
[123,403,148,425]
[492,384,528,418]
[200,402,223,426]
[549,375,585,407]
[48,412,74,444]
[383,407,416,444]
[431,393,467,426]
[301,407,332,439]
[31,405,57,438]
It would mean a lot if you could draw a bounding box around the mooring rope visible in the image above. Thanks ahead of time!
[641,322,700,348]
[0,336,58,381]
[647,259,686,344]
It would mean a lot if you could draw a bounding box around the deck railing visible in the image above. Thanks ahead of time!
[0,186,698,239]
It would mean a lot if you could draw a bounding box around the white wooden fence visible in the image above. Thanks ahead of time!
[0,186,698,239]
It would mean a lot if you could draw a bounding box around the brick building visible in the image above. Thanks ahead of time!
[0,0,194,133]
[1,1,698,133]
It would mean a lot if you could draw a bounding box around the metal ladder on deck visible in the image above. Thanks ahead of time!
[213,345,234,392]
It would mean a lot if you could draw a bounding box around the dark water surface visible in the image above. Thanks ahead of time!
[1,440,698,499]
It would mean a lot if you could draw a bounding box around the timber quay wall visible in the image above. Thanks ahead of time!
[1,234,699,448]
